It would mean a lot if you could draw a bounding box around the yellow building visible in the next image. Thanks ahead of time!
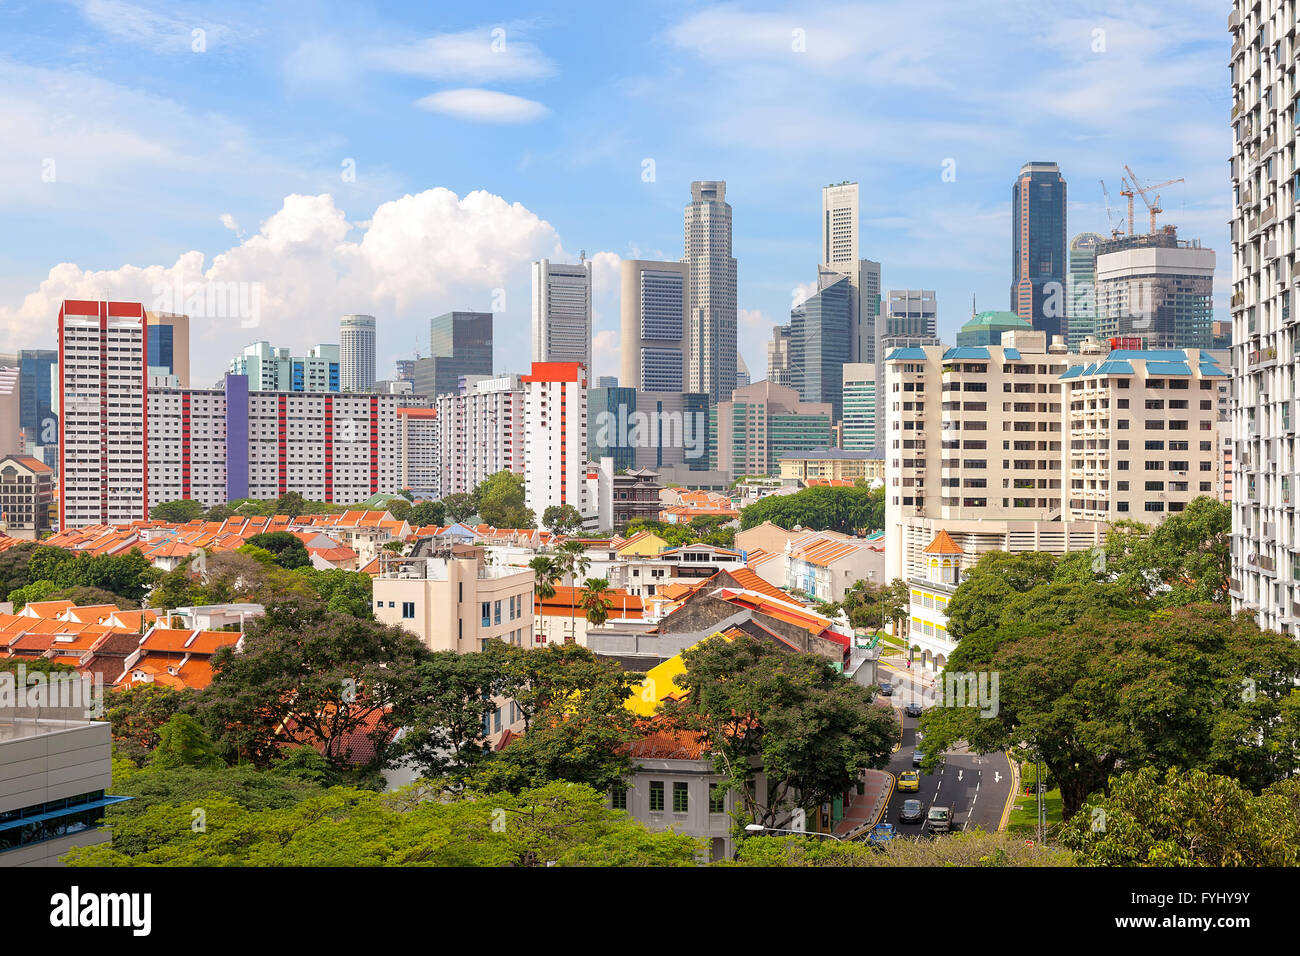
[778,448,882,485]
[615,529,668,557]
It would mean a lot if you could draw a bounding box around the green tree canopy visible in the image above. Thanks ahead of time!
[150,499,208,523]
[739,484,884,535]
[243,531,311,570]
[475,471,534,529]
[406,500,447,528]
[542,503,585,536]
[440,492,477,524]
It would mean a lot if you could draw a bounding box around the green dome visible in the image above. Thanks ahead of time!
[962,310,1032,329]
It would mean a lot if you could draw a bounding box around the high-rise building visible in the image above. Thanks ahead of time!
[522,362,589,519]
[883,290,938,340]
[790,270,853,419]
[683,181,737,402]
[416,311,494,400]
[0,367,21,457]
[735,354,751,389]
[1093,229,1216,349]
[58,300,148,529]
[1230,1,1292,631]
[395,359,416,383]
[620,259,688,392]
[858,259,882,364]
[437,374,524,498]
[145,312,190,387]
[841,363,878,453]
[229,341,341,392]
[339,314,376,392]
[767,324,793,386]
[532,258,593,368]
[1067,233,1104,350]
[712,381,832,479]
[1011,162,1068,340]
[397,407,440,498]
[588,386,639,472]
[597,376,618,388]
[18,349,58,459]
[819,182,880,365]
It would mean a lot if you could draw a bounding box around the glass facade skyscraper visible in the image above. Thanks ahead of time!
[1011,162,1068,341]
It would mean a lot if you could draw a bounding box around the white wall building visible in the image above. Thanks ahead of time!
[532,258,593,369]
[523,362,589,520]
[339,314,376,393]
[437,374,525,498]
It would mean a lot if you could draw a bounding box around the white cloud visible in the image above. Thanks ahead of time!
[414,89,550,124]
[368,28,555,82]
[0,188,593,382]
[75,0,232,54]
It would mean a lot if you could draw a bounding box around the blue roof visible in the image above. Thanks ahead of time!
[885,347,928,361]
[1002,348,1022,361]
[1059,365,1084,380]
[1199,362,1230,378]
[942,347,990,360]
[1107,349,1189,361]
[1146,361,1192,376]
[1094,359,1135,376]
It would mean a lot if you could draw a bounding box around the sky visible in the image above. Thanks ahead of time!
[0,0,1233,387]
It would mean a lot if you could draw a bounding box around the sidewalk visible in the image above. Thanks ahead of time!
[832,768,894,840]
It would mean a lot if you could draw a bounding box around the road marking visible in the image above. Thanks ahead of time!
[994,771,1002,783]
[957,770,963,782]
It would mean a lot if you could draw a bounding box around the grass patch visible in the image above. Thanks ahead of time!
[1006,787,1064,837]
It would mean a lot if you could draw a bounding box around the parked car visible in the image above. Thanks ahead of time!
[904,702,923,718]
[926,806,951,833]
[912,750,925,767]
[878,681,893,697]
[899,799,924,824]
[897,770,920,792]
[867,823,897,847]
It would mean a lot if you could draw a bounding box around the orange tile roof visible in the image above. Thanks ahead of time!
[717,567,798,605]
[139,628,240,655]
[535,586,644,618]
[789,538,862,568]
[923,529,964,555]
[21,600,76,618]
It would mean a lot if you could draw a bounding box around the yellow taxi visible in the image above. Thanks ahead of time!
[897,770,920,793]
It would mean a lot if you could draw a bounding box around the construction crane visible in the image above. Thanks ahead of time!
[1099,179,1125,238]
[1123,165,1185,234]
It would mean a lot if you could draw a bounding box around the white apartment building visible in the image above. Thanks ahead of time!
[437,374,524,498]
[1062,350,1231,522]
[532,258,593,368]
[1229,0,1298,632]
[523,362,589,519]
[397,407,440,497]
[58,300,149,529]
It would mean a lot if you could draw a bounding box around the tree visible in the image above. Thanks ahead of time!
[243,531,311,570]
[1106,497,1231,607]
[7,579,57,611]
[153,550,317,608]
[542,504,585,536]
[475,470,534,529]
[663,634,899,829]
[482,642,635,733]
[393,651,500,780]
[529,556,558,602]
[739,484,884,535]
[295,567,373,618]
[733,829,1074,867]
[150,499,207,523]
[551,541,591,641]
[1061,767,1300,867]
[943,551,1059,642]
[105,684,188,766]
[386,498,412,521]
[580,577,614,628]
[204,504,233,522]
[406,500,447,529]
[272,491,308,517]
[148,714,226,771]
[441,493,476,524]
[918,605,1300,819]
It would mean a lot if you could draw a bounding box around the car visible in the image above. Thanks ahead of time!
[878,681,893,697]
[899,799,924,824]
[897,770,920,792]
[866,823,897,847]
[926,806,952,834]
[912,750,925,767]
[904,703,923,718]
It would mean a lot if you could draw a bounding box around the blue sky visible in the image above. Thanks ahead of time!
[0,0,1232,385]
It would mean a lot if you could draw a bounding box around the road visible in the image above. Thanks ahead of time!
[876,658,1014,836]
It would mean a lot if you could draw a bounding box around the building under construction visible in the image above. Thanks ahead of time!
[1093,225,1216,349]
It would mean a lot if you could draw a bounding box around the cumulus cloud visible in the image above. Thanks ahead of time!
[414,89,550,123]
[0,187,589,383]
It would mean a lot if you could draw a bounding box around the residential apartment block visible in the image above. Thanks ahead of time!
[229,340,340,392]
[522,362,589,519]
[396,407,440,497]
[0,455,55,539]
[437,374,525,498]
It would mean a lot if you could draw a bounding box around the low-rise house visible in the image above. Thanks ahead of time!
[532,585,645,646]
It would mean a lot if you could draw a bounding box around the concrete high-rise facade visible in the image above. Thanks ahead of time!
[415,311,494,399]
[1094,229,1216,349]
[767,324,792,386]
[437,374,524,497]
[713,381,833,479]
[229,341,341,392]
[522,362,589,519]
[1011,162,1068,340]
[17,349,57,461]
[340,314,376,392]
[841,363,879,453]
[790,271,853,419]
[532,258,593,368]
[1067,233,1104,350]
[620,260,688,392]
[145,312,190,387]
[683,181,737,402]
[1229,1,1295,632]
[819,182,880,366]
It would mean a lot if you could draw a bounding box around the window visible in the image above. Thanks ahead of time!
[388,601,395,608]
[611,786,628,810]
[494,600,502,625]
[649,781,665,812]
[481,602,491,627]
[401,602,415,619]
[709,784,725,814]
[673,782,689,813]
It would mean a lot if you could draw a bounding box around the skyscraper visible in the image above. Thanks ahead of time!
[840,363,878,453]
[415,311,494,399]
[620,259,688,392]
[17,349,57,458]
[820,182,880,365]
[340,314,376,392]
[767,325,792,386]
[1011,162,1068,340]
[790,271,853,420]
[1067,232,1104,349]
[146,312,190,387]
[1093,228,1215,349]
[532,258,593,367]
[683,181,737,402]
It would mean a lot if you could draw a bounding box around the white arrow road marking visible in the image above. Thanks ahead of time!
[957,770,963,782]
[995,772,1002,784]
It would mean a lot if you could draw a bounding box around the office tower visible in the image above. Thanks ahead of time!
[767,324,793,386]
[229,341,341,392]
[58,300,148,529]
[620,260,688,392]
[145,312,190,387]
[597,376,618,388]
[712,381,832,479]
[588,385,639,472]
[955,310,1033,347]
[340,314,376,392]
[0,367,20,457]
[633,390,712,474]
[1062,349,1230,521]
[395,359,416,382]
[437,374,525,498]
[1230,2,1292,631]
[841,363,878,452]
[735,354,751,389]
[819,182,880,365]
[877,290,941,382]
[858,259,882,364]
[790,270,853,419]
[1093,229,1216,349]
[416,311,494,400]
[532,258,593,367]
[17,349,57,456]
[1011,162,1068,340]
[1067,233,1104,349]
[683,181,737,402]
[522,362,589,518]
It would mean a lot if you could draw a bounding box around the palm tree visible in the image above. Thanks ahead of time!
[552,541,591,642]
[580,577,614,629]
[529,555,558,601]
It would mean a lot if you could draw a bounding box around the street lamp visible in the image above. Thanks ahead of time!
[744,823,844,842]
